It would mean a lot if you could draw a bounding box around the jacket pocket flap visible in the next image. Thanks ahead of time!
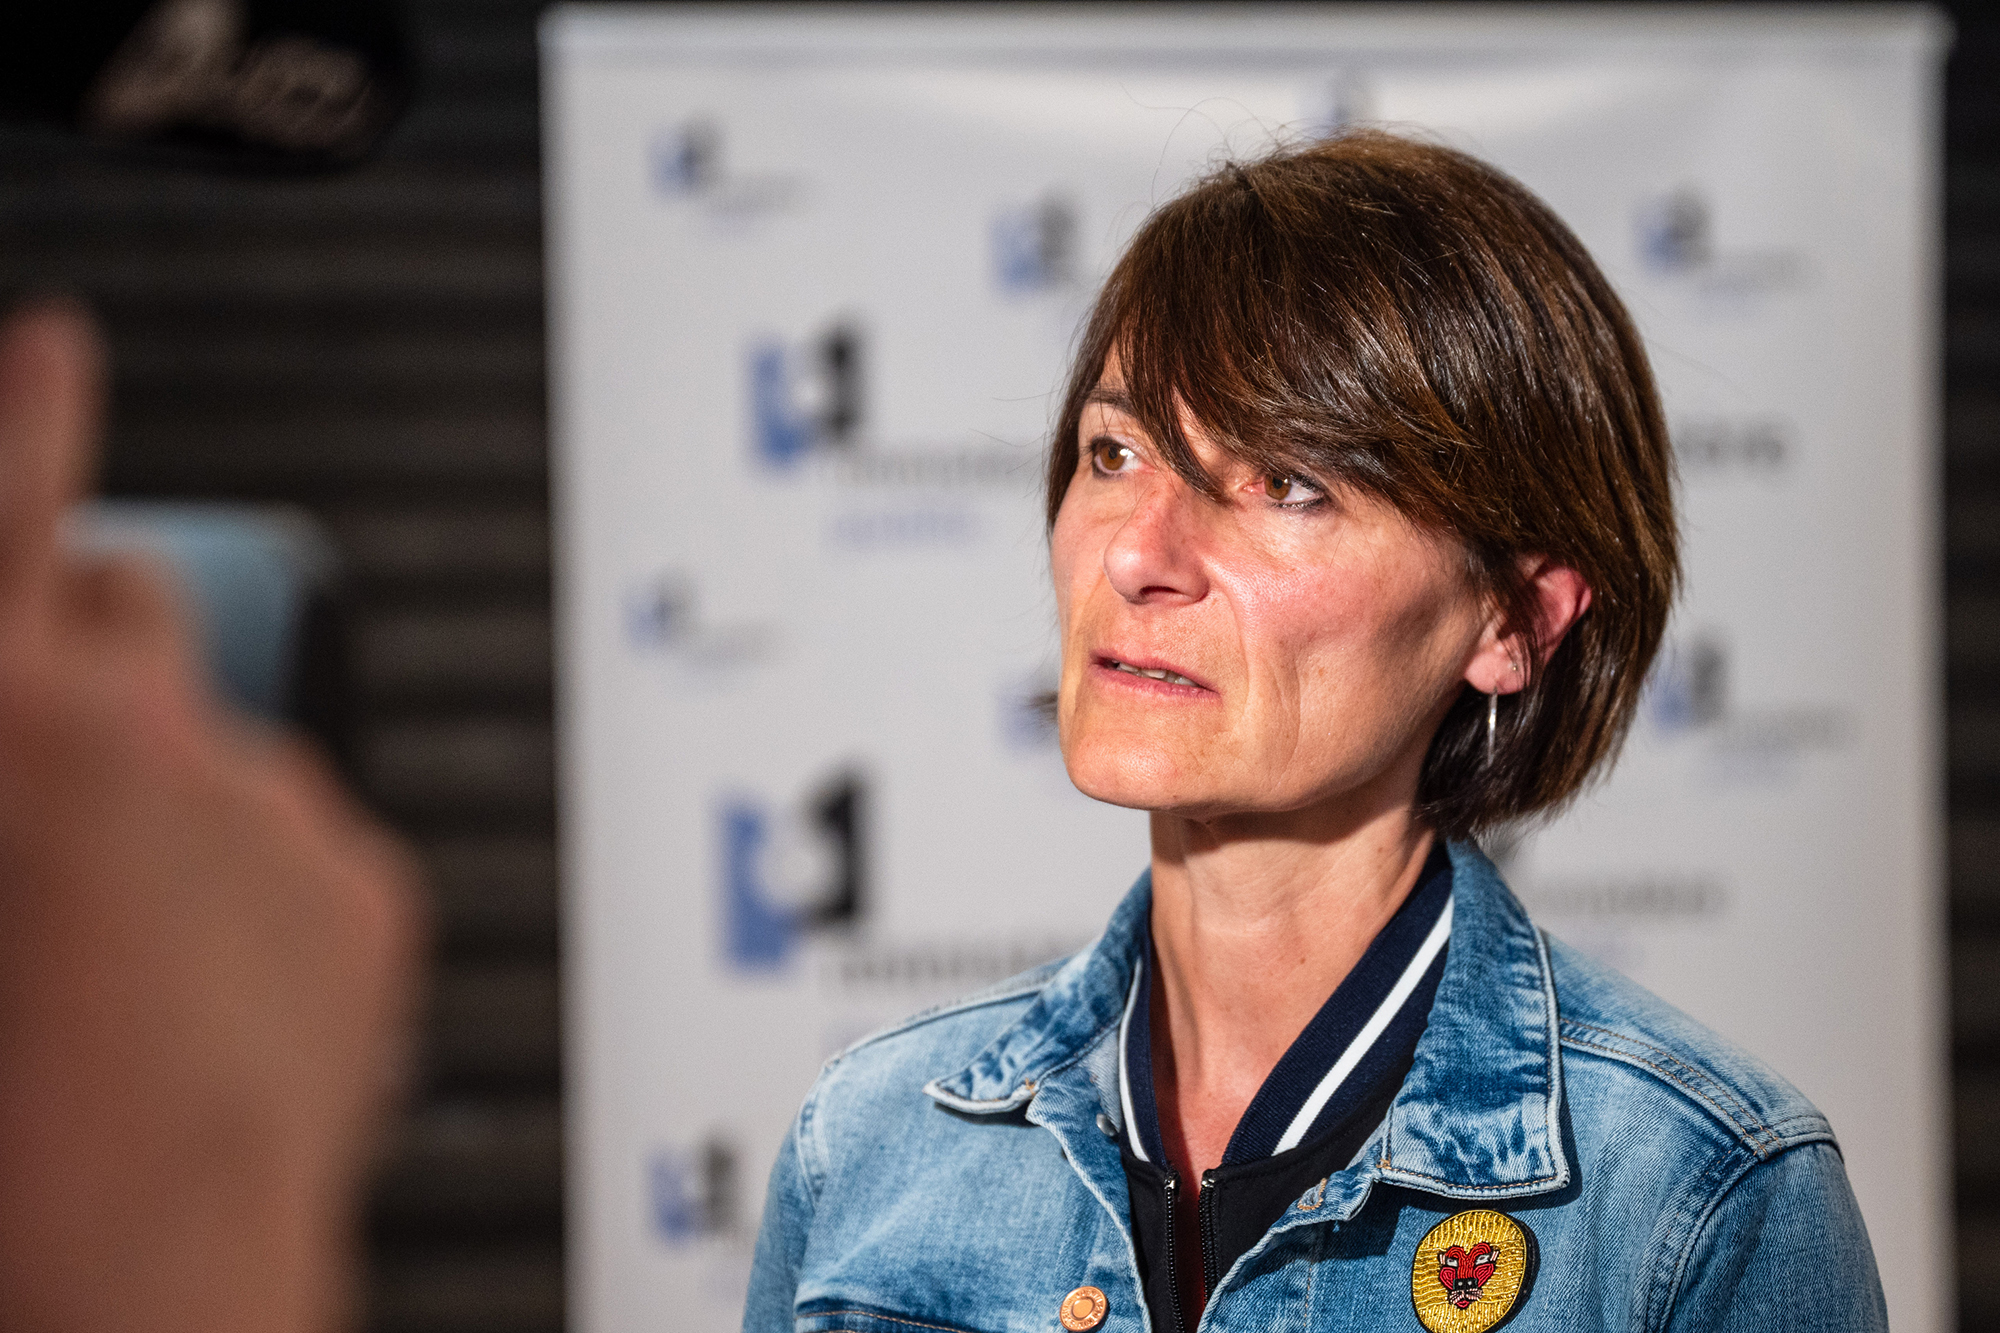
[796,1304,995,1333]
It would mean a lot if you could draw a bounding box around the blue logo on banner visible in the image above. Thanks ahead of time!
[1637,189,1711,274]
[1633,191,1802,297]
[992,196,1077,292]
[722,771,867,969]
[1305,70,1373,135]
[648,1138,739,1245]
[625,575,695,649]
[648,1150,702,1242]
[649,119,802,216]
[652,120,723,196]
[1645,635,1727,734]
[749,322,865,468]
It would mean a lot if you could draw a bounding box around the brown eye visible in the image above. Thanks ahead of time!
[1091,438,1136,474]
[1264,472,1326,507]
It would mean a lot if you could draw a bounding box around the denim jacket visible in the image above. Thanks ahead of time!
[745,842,1885,1333]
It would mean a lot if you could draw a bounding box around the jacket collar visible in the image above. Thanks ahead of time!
[1375,840,1569,1198]
[924,870,1150,1115]
[924,840,1569,1203]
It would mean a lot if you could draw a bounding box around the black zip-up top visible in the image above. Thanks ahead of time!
[1117,845,1454,1333]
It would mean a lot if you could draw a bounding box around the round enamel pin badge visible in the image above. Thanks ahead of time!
[1409,1209,1535,1333]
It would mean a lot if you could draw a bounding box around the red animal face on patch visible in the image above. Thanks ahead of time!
[1437,1241,1499,1309]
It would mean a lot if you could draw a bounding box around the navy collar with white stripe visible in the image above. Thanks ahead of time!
[1119,841,1455,1166]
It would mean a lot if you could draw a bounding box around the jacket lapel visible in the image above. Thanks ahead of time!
[1373,841,1570,1198]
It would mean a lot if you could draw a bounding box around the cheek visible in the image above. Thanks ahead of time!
[1239,560,1469,710]
[1235,564,1372,669]
[1048,497,1097,622]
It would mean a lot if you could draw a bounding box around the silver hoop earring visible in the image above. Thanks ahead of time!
[1485,690,1498,765]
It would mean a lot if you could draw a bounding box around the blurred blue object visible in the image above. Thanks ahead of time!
[75,501,338,721]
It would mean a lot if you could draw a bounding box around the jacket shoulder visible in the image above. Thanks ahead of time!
[785,959,1069,1196]
[831,957,1067,1065]
[1546,933,1834,1160]
[801,958,1066,1115]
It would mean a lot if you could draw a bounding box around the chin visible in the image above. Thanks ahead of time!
[1057,691,1247,813]
[1060,738,1220,814]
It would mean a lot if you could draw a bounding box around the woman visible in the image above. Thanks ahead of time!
[745,131,1883,1333]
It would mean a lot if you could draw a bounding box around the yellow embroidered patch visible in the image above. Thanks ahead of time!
[1409,1209,1534,1333]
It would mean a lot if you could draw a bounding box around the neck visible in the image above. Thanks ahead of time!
[1145,795,1436,1182]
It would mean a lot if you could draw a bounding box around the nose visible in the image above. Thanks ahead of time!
[1102,473,1210,605]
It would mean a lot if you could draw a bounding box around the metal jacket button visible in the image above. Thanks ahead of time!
[1060,1285,1108,1331]
[1096,1112,1117,1137]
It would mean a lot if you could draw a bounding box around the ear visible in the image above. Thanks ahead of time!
[1463,558,1592,696]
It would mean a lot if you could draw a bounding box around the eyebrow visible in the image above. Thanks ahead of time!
[1085,386,1137,414]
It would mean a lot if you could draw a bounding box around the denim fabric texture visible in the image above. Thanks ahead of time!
[744,841,1886,1333]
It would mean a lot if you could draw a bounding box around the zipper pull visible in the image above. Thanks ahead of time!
[1198,1169,1221,1296]
[1160,1169,1188,1333]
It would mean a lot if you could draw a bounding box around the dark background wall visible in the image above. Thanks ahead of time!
[0,2,1991,1330]
[1944,7,2000,1329]
[0,3,560,1329]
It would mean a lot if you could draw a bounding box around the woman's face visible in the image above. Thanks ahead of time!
[1051,370,1495,822]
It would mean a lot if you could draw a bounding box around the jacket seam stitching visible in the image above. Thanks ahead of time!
[1646,1142,1761,1332]
[1558,1022,1783,1153]
[1533,927,1569,1188]
[1299,1215,1326,1332]
[835,972,1063,1066]
[924,1011,1125,1110]
[1378,1169,1564,1191]
[805,1311,984,1333]
[1760,1113,1830,1133]
[796,1082,828,1204]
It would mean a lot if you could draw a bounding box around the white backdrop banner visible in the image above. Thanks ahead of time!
[544,8,1949,1330]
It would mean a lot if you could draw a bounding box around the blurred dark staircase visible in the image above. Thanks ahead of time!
[0,2,560,1328]
[5,2,2000,1330]
[1949,11,2000,1331]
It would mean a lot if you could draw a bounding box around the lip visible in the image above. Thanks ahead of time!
[1088,651,1218,696]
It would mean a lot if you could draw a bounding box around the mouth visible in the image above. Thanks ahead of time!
[1092,654,1213,693]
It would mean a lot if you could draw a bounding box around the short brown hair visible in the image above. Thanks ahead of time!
[1046,130,1678,838]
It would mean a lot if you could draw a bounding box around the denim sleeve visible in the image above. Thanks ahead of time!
[743,1118,816,1333]
[1664,1141,1887,1332]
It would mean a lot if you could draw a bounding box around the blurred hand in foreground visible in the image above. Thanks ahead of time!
[0,301,423,1333]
